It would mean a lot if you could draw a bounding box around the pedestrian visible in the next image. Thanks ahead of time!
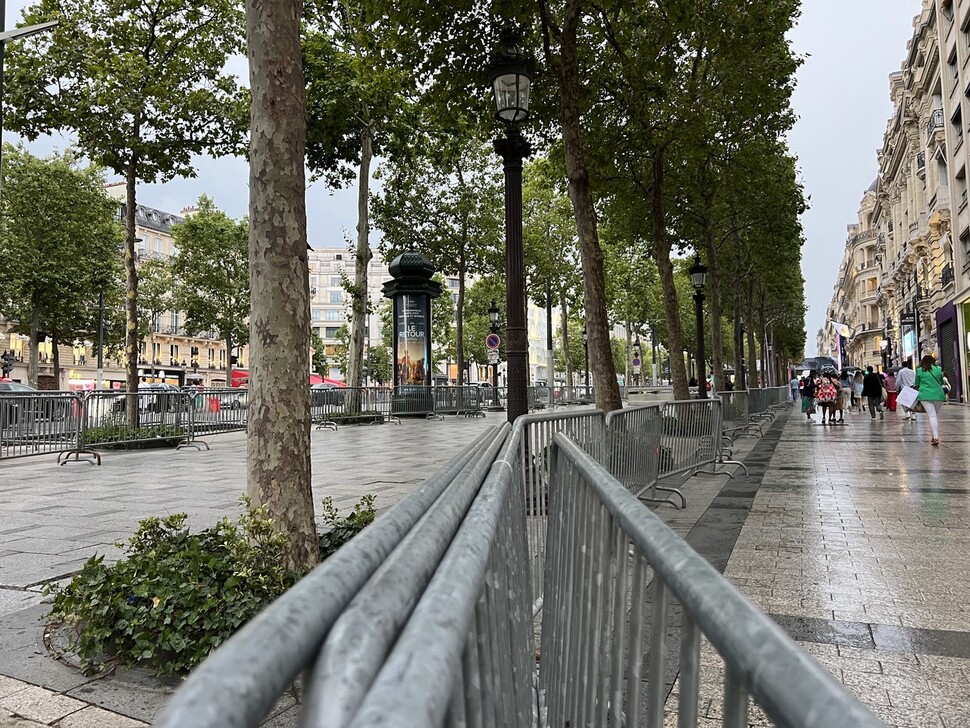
[914,355,947,446]
[852,370,865,412]
[832,373,847,423]
[799,374,816,421]
[790,373,799,402]
[814,371,838,425]
[861,365,884,420]
[896,360,916,420]
[883,369,897,412]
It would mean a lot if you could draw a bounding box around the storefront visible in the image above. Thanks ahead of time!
[936,302,962,402]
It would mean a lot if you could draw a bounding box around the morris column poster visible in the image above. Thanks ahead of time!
[394,294,431,386]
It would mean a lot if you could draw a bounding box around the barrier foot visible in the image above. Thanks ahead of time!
[426,413,444,421]
[720,459,749,478]
[177,439,208,452]
[315,420,338,431]
[636,484,685,509]
[654,485,686,509]
[58,449,101,466]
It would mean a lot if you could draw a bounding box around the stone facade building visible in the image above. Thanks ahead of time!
[823,0,969,401]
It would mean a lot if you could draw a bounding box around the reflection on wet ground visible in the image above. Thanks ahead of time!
[723,404,970,727]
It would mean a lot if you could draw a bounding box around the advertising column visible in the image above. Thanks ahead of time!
[394,294,432,387]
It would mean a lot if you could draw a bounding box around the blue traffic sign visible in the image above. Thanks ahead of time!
[486,333,501,349]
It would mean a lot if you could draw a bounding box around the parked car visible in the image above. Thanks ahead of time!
[220,390,248,410]
[311,383,346,406]
[0,380,74,425]
[110,383,183,413]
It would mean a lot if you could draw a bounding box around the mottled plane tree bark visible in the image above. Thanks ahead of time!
[245,0,317,573]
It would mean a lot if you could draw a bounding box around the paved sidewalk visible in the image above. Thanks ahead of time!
[679,403,970,727]
[1,403,968,726]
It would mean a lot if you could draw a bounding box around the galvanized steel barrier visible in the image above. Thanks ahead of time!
[0,391,88,463]
[513,409,607,613]
[156,427,508,728]
[539,434,886,728]
[159,399,875,728]
[605,404,663,500]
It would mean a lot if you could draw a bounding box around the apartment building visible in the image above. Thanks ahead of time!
[0,186,242,389]
[823,0,969,400]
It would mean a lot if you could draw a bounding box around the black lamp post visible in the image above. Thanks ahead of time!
[488,300,502,408]
[488,25,534,423]
[582,325,590,395]
[737,317,746,390]
[689,255,708,399]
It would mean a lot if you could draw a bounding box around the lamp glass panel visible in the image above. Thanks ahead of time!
[493,73,531,122]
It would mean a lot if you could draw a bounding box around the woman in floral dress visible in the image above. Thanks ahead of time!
[814,372,839,425]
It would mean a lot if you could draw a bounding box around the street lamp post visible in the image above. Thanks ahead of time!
[648,324,658,386]
[689,255,708,399]
[633,335,641,387]
[488,25,534,423]
[488,300,502,409]
[96,290,105,390]
[582,325,590,396]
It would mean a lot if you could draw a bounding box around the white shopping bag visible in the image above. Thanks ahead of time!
[896,385,919,410]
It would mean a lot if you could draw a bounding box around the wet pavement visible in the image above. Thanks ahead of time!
[677,402,970,727]
[1,402,969,726]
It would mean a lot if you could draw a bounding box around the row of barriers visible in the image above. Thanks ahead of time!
[0,385,562,463]
[158,393,885,727]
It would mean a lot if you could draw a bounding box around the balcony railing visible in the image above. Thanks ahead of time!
[927,108,945,137]
[942,263,955,287]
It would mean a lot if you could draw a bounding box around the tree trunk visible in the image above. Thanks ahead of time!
[27,306,39,388]
[52,333,60,388]
[560,295,573,393]
[455,260,466,387]
[554,0,621,413]
[705,234,725,392]
[649,155,689,401]
[225,330,233,390]
[745,285,758,389]
[124,156,140,428]
[245,0,317,574]
[346,119,373,407]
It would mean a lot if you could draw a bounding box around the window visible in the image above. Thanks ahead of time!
[957,166,968,209]
[311,308,322,321]
[324,326,341,338]
[330,291,343,304]
[335,254,343,261]
[943,0,954,24]
[962,229,970,264]
[154,237,163,253]
[325,309,343,321]
[447,277,460,288]
[310,276,318,288]
[331,276,342,286]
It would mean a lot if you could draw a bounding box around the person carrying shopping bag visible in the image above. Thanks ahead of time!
[914,355,947,446]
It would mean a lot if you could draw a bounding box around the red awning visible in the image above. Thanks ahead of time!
[231,369,249,388]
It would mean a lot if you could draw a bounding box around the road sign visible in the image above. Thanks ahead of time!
[487,350,499,364]
[632,357,641,367]
[633,365,641,374]
[486,333,501,350]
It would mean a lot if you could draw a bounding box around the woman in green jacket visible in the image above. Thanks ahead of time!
[915,355,947,446]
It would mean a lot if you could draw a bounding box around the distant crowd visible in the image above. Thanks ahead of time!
[791,357,950,446]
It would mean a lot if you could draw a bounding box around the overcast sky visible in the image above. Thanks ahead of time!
[4,0,923,354]
[788,0,920,353]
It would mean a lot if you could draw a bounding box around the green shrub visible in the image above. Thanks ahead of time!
[84,413,185,447]
[46,495,376,676]
[319,495,376,560]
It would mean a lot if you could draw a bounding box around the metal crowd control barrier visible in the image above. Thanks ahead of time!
[433,386,485,418]
[185,388,247,442]
[79,390,197,454]
[155,427,508,728]
[513,410,607,613]
[654,399,749,508]
[0,391,88,463]
[312,386,397,430]
[605,404,663,500]
[540,434,886,728]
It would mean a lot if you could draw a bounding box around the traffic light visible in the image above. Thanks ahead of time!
[230,355,238,365]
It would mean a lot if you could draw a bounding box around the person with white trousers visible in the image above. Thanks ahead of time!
[914,355,947,446]
[895,361,916,420]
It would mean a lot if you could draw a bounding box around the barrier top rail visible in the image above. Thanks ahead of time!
[155,427,505,728]
[549,434,885,728]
